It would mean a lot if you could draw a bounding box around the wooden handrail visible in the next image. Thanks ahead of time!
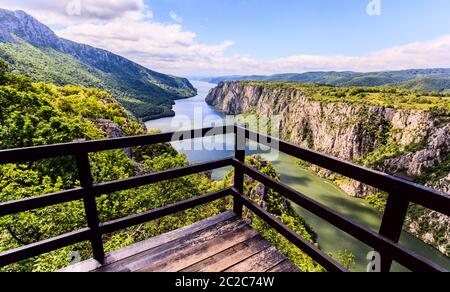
[230,159,447,272]
[0,125,448,272]
[0,126,235,164]
[241,126,450,217]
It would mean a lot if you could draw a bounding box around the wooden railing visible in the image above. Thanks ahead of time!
[0,125,448,272]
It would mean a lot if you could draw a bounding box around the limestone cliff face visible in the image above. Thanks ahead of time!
[206,82,449,180]
[206,81,450,255]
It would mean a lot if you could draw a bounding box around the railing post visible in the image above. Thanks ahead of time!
[233,124,246,217]
[75,149,105,263]
[377,192,409,272]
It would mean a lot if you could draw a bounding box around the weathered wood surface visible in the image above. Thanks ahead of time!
[181,235,272,272]
[58,212,299,272]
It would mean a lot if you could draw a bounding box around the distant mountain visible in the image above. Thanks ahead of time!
[0,9,197,121]
[202,69,450,93]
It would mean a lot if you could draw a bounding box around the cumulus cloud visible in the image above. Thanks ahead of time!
[110,33,450,76]
[1,1,450,76]
[55,17,237,75]
[169,11,183,23]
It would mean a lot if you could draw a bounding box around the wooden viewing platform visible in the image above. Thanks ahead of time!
[59,212,299,272]
[1,125,449,272]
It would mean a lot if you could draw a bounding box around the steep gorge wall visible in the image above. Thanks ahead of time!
[206,81,450,255]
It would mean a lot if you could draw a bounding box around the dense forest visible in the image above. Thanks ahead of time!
[0,59,337,272]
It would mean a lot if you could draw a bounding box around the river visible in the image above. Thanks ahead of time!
[146,80,450,272]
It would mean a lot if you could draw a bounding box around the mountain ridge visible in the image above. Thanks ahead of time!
[200,69,450,93]
[0,8,197,121]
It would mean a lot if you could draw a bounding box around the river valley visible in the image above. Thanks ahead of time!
[145,81,450,272]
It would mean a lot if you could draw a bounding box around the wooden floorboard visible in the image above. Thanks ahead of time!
[268,260,301,273]
[58,212,236,272]
[138,225,258,272]
[181,235,272,272]
[58,212,299,273]
[95,215,246,272]
[225,247,287,272]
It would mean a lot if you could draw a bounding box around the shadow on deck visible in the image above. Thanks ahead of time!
[59,212,299,272]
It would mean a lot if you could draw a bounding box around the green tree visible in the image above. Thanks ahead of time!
[0,58,8,85]
[336,249,356,270]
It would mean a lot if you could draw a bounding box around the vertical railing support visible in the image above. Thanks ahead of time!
[233,124,246,217]
[75,148,105,263]
[378,192,409,272]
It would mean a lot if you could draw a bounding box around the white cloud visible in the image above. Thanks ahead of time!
[55,19,238,76]
[49,24,450,76]
[262,35,450,74]
[0,0,147,24]
[134,34,450,76]
[169,11,183,23]
[1,1,450,76]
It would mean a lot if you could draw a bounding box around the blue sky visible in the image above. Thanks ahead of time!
[2,0,450,76]
[148,0,450,59]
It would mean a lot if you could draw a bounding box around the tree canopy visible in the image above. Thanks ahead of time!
[0,58,8,84]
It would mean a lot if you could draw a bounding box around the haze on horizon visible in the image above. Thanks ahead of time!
[1,0,450,77]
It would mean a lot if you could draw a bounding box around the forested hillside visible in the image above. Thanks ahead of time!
[0,9,197,121]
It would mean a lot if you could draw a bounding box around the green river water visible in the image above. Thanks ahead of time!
[265,153,450,272]
[146,81,450,272]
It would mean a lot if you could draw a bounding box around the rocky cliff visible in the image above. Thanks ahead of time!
[206,81,450,255]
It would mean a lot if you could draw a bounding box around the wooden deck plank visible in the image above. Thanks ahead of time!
[58,211,236,272]
[58,212,299,273]
[181,235,272,272]
[138,225,259,272]
[225,247,287,272]
[94,215,246,272]
[267,260,301,273]
[106,211,236,262]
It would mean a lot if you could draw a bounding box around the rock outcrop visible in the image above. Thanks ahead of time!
[94,119,132,158]
[95,119,124,139]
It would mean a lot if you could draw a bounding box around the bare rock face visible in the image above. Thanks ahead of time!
[94,119,131,158]
[95,119,124,139]
[206,82,449,179]
[411,175,450,256]
[407,207,450,256]
[0,9,59,46]
[430,173,450,194]
[384,124,450,176]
